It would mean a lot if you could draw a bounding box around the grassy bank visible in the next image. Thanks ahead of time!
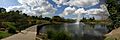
[0,31,11,39]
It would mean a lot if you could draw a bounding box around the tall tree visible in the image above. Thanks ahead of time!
[0,8,6,13]
[106,0,120,28]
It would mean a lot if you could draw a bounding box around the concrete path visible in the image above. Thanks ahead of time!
[105,27,120,39]
[1,25,37,40]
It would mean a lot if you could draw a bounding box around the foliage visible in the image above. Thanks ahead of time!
[105,0,120,40]
[0,8,43,32]
[51,16,76,23]
[2,22,16,34]
[51,16,64,22]
[106,0,120,28]
[46,30,55,39]
[8,26,16,34]
[2,22,17,33]
[80,17,95,22]
[0,31,11,39]
[104,37,117,40]
[43,17,51,21]
[64,19,76,23]
[46,30,72,40]
[52,31,72,40]
[2,22,15,27]
[0,8,6,13]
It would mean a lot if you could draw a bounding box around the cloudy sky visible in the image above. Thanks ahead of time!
[0,0,108,19]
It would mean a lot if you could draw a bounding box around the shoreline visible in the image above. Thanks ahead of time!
[104,27,120,40]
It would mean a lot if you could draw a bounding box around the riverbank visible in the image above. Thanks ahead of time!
[83,22,111,25]
[105,27,120,40]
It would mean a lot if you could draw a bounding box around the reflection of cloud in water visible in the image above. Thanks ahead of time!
[40,23,108,40]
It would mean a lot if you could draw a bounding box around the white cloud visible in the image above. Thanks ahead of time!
[60,8,86,17]
[87,4,110,16]
[53,0,68,5]
[87,8,104,14]
[53,0,109,20]
[60,8,106,16]
[53,0,99,7]
[6,0,56,17]
[60,4,109,20]
[60,7,76,16]
[5,0,109,20]
[75,8,86,14]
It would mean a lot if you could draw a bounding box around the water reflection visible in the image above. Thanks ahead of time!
[40,23,108,40]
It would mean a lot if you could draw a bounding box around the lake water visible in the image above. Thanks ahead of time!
[39,23,109,40]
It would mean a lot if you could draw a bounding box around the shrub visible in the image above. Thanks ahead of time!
[8,26,16,34]
[46,30,72,40]
[52,31,72,40]
[46,30,55,39]
[2,22,15,29]
[2,22,17,33]
[104,37,117,40]
[0,31,11,39]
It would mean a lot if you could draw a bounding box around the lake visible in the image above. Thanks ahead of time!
[39,23,109,40]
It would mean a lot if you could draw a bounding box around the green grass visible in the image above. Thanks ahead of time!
[0,31,11,39]
[46,30,72,40]
[104,37,117,40]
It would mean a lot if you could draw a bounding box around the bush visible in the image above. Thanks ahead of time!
[2,22,15,29]
[46,30,55,39]
[46,30,72,40]
[0,31,11,39]
[1,22,17,33]
[104,37,117,40]
[52,31,72,40]
[8,26,16,34]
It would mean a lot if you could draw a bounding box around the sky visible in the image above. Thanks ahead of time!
[0,0,20,7]
[0,0,109,19]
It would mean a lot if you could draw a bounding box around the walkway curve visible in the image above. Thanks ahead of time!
[1,25,37,40]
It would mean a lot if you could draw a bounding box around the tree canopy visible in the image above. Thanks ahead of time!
[106,0,120,28]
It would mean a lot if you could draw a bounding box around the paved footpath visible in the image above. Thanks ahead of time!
[1,25,37,40]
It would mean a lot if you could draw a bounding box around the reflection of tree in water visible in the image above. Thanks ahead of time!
[46,24,64,31]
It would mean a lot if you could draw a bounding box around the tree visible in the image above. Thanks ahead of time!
[106,0,120,29]
[83,17,86,20]
[8,26,16,34]
[52,16,62,22]
[44,17,51,21]
[23,13,28,17]
[80,17,87,22]
[0,8,6,13]
[89,17,95,21]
